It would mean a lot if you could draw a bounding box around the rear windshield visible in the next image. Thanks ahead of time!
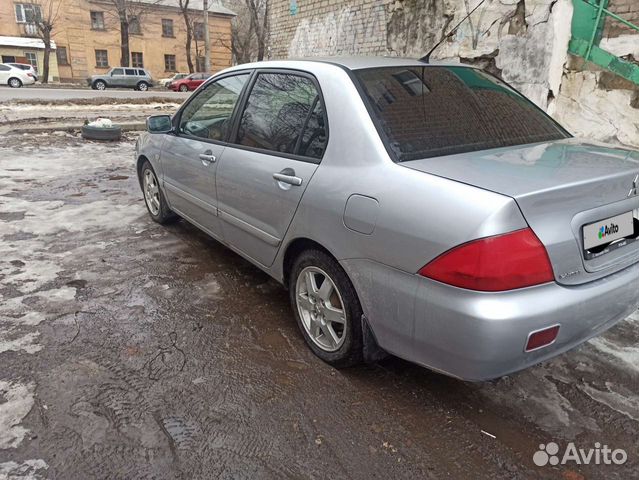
[355,66,570,162]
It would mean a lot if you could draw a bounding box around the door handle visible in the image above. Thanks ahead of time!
[199,151,216,166]
[273,172,303,186]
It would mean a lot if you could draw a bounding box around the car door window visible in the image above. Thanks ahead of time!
[111,68,123,76]
[125,68,136,76]
[235,72,327,159]
[179,73,249,141]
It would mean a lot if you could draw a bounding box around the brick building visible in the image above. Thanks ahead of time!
[0,0,235,82]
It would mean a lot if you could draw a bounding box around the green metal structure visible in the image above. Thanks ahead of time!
[569,0,639,86]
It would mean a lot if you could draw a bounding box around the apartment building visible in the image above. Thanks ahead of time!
[0,0,235,82]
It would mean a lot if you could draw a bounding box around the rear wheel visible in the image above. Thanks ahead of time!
[94,80,106,90]
[137,81,149,91]
[290,249,363,368]
[8,77,22,88]
[179,84,189,92]
[140,161,177,224]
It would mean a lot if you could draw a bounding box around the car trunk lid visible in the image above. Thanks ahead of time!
[403,138,639,285]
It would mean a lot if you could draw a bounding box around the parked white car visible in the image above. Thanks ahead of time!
[0,63,36,88]
[7,63,39,82]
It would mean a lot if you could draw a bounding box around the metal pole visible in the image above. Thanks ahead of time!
[203,0,211,72]
[585,0,606,62]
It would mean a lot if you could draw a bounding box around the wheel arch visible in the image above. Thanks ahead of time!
[136,154,150,186]
[281,237,338,289]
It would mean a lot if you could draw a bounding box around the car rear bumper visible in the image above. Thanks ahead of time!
[341,258,639,381]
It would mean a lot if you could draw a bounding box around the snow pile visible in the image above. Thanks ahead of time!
[86,118,114,128]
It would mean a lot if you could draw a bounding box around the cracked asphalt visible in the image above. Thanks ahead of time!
[0,132,638,480]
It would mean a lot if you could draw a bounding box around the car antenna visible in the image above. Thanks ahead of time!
[419,0,487,63]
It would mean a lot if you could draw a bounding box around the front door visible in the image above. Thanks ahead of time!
[160,73,251,239]
[0,64,11,84]
[217,71,328,267]
[110,68,125,87]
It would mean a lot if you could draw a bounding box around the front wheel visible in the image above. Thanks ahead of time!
[140,161,177,224]
[290,249,363,368]
[8,77,22,88]
[179,84,189,92]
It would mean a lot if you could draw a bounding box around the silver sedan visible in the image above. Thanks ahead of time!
[136,57,639,381]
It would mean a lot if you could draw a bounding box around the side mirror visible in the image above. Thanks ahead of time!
[146,115,173,134]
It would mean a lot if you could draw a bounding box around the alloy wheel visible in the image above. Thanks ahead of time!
[143,169,161,216]
[295,266,347,352]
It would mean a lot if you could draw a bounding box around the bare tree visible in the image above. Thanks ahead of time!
[103,0,162,67]
[28,0,64,83]
[178,0,195,73]
[222,0,269,64]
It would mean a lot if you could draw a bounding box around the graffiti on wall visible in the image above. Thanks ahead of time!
[288,5,387,57]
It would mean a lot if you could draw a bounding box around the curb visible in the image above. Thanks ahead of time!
[7,123,146,135]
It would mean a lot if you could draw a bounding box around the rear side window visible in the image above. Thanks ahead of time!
[235,72,327,159]
[112,68,124,75]
[0,65,10,71]
[355,66,569,162]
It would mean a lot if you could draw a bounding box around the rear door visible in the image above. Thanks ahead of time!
[124,68,137,87]
[160,72,251,239]
[216,70,328,267]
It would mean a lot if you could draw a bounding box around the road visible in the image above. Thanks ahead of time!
[0,132,638,479]
[0,86,189,102]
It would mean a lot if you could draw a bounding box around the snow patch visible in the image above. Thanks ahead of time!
[0,381,35,449]
[0,459,48,480]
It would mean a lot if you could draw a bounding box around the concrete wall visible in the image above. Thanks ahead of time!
[269,0,639,149]
[270,0,573,110]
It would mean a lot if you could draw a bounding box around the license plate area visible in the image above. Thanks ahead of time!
[583,210,638,260]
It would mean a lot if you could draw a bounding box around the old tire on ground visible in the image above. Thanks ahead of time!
[137,81,149,91]
[289,249,364,368]
[139,160,178,224]
[8,77,22,88]
[81,124,122,141]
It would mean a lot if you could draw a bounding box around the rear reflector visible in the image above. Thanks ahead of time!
[418,228,554,291]
[525,325,560,352]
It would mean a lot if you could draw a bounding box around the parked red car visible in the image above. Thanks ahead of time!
[169,72,212,92]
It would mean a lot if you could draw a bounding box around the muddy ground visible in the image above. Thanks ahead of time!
[0,132,638,480]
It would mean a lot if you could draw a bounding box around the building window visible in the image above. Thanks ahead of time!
[25,52,38,71]
[162,19,174,37]
[194,22,205,41]
[95,49,109,68]
[56,46,69,65]
[129,16,141,35]
[131,52,144,68]
[15,3,42,23]
[164,54,176,71]
[91,11,105,30]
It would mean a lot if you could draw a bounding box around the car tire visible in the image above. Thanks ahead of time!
[140,161,178,224]
[289,249,364,368]
[81,125,122,141]
[8,77,22,88]
[179,85,189,92]
[93,80,107,90]
[137,81,149,91]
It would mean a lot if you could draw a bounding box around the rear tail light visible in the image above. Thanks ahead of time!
[27,73,34,78]
[418,228,554,291]
[525,325,560,352]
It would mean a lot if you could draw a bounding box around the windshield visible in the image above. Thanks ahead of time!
[354,66,570,162]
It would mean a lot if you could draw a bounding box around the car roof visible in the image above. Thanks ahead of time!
[223,56,472,73]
